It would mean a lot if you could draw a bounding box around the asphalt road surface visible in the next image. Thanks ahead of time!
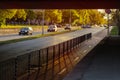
[0,27,105,62]
[0,28,64,41]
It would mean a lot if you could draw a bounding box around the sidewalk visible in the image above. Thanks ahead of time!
[63,29,108,80]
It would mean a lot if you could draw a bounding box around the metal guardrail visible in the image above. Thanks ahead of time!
[0,33,92,80]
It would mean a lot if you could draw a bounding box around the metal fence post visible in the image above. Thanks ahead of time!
[58,44,61,72]
[14,58,17,80]
[73,38,75,49]
[52,46,55,80]
[63,42,68,71]
[66,41,68,53]
[70,39,72,52]
[75,38,77,48]
[78,37,80,46]
[43,48,49,80]
[38,50,41,67]
[34,50,41,80]
[63,42,65,55]
[27,54,31,80]
[77,37,78,47]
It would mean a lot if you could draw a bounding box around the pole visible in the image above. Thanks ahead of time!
[70,9,71,25]
[107,13,110,35]
[42,9,45,35]
[105,9,111,36]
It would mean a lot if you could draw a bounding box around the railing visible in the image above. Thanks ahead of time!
[0,33,92,80]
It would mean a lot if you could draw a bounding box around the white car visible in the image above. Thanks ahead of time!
[47,25,58,32]
[64,24,71,30]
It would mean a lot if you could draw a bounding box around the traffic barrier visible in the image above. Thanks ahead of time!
[0,33,92,80]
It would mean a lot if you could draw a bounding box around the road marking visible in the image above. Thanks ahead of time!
[58,68,66,74]
[89,45,91,48]
[83,50,87,53]
[74,57,79,62]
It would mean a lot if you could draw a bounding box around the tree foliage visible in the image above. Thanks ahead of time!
[89,10,106,25]
[13,9,27,20]
[26,9,37,20]
[0,9,17,26]
[45,9,62,23]
[0,9,106,26]
[112,9,120,35]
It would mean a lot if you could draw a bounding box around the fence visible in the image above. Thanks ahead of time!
[0,33,92,80]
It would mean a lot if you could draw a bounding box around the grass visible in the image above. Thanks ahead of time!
[110,26,118,35]
[0,29,80,45]
[0,25,48,29]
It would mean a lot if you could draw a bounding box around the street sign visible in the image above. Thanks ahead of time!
[105,9,111,14]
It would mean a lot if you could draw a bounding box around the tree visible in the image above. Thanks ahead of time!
[61,9,70,24]
[26,9,37,20]
[70,9,79,25]
[34,10,43,25]
[77,9,91,25]
[0,9,17,26]
[61,9,79,25]
[25,9,37,25]
[75,9,107,26]
[45,9,62,24]
[89,10,106,25]
[112,9,120,35]
[13,9,27,24]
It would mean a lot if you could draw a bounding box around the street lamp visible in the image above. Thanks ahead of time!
[42,9,45,35]
[105,9,111,36]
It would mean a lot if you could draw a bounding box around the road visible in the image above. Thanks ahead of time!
[0,28,64,41]
[0,27,105,62]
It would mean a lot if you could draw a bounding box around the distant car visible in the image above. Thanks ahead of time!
[56,24,62,27]
[47,25,58,32]
[82,25,91,28]
[64,24,71,30]
[19,27,33,35]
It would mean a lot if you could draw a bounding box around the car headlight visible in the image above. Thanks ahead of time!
[25,30,28,32]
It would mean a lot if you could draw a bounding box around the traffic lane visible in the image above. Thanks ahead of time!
[0,31,48,41]
[0,27,74,41]
[0,27,105,62]
[0,27,68,37]
[0,28,64,41]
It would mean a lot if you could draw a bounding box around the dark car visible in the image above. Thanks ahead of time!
[64,24,71,30]
[19,27,33,35]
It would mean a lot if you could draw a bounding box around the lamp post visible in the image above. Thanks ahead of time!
[42,9,45,35]
[105,9,111,36]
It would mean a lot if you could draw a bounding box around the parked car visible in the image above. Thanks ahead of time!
[47,24,58,32]
[19,27,33,35]
[64,24,71,30]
